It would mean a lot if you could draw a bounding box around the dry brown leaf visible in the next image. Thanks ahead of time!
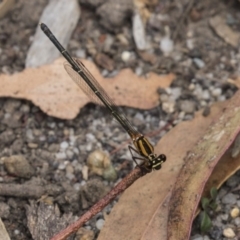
[168,93,240,240]
[209,15,240,48]
[202,150,240,199]
[192,149,240,218]
[98,91,240,240]
[0,58,174,120]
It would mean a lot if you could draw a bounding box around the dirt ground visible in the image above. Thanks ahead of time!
[0,0,240,239]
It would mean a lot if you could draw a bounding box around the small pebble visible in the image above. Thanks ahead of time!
[162,102,175,113]
[186,38,194,50]
[202,106,210,117]
[66,164,74,174]
[189,83,195,90]
[66,172,75,180]
[234,217,240,225]
[39,135,46,142]
[221,213,228,221]
[217,95,226,102]
[58,162,67,170]
[190,234,203,240]
[47,122,56,129]
[222,193,237,205]
[201,90,210,100]
[4,155,34,178]
[76,227,94,240]
[14,229,20,235]
[86,133,95,142]
[55,152,67,160]
[82,165,89,180]
[0,202,10,219]
[121,51,131,62]
[28,143,38,148]
[160,93,169,102]
[135,66,142,76]
[85,143,93,151]
[73,147,79,155]
[20,104,30,113]
[193,58,205,68]
[73,183,81,191]
[226,175,239,187]
[33,129,41,136]
[223,228,235,238]
[160,36,174,55]
[66,149,74,159]
[179,100,196,113]
[75,49,86,58]
[211,88,222,97]
[96,219,105,230]
[26,129,34,140]
[203,235,210,240]
[230,207,239,218]
[171,87,182,100]
[60,141,69,149]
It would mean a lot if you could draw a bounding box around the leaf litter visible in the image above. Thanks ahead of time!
[0,58,175,120]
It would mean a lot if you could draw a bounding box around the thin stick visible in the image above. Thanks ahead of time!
[50,167,148,240]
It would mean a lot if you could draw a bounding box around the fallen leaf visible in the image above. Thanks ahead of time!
[209,15,240,48]
[168,93,240,240]
[0,58,174,120]
[98,91,240,240]
[202,149,240,200]
[0,218,10,240]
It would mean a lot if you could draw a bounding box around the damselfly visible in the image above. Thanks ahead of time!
[40,23,166,171]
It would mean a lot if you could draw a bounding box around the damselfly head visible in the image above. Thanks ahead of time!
[151,154,166,170]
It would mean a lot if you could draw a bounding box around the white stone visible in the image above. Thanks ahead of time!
[26,0,80,67]
[132,12,148,50]
[160,36,174,55]
[211,88,222,97]
[121,51,131,62]
[193,58,205,69]
[223,228,235,238]
[60,141,69,149]
[56,152,67,160]
[162,102,175,113]
[96,219,105,230]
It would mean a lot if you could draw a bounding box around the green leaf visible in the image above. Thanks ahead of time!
[209,202,218,210]
[200,211,212,233]
[210,187,218,200]
[201,197,210,210]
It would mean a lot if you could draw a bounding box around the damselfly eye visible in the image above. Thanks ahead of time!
[159,154,167,162]
[154,164,162,170]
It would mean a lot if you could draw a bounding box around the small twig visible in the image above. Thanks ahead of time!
[172,0,195,41]
[50,167,148,240]
[0,183,63,198]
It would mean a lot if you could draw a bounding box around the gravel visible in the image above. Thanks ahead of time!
[0,0,240,239]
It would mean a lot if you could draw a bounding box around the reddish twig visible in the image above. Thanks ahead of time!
[50,167,148,240]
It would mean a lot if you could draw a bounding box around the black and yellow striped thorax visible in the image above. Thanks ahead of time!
[133,134,154,158]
